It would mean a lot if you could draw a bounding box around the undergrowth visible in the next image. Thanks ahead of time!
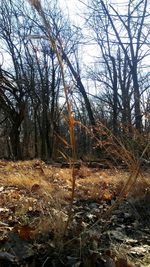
[0,1,146,265]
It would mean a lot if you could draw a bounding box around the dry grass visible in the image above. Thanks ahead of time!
[0,160,53,193]
[1,160,149,205]
[0,159,150,254]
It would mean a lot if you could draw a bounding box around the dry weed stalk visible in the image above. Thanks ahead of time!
[28,0,149,244]
[75,121,150,224]
[27,0,76,234]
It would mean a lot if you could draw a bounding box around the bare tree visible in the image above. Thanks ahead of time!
[27,0,96,126]
[0,0,62,159]
[86,0,150,132]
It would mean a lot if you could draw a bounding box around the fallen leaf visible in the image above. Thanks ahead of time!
[102,189,112,200]
[14,225,34,240]
[31,183,40,192]
[115,258,127,267]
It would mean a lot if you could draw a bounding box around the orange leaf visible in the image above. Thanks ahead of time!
[14,225,34,240]
[102,189,112,200]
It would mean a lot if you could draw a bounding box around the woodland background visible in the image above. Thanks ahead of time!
[0,0,150,162]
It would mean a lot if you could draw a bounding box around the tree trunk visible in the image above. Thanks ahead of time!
[132,67,142,132]
[9,104,25,160]
[110,56,118,134]
[62,51,96,126]
[10,125,22,160]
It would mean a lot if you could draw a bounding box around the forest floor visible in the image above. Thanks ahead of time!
[0,160,150,267]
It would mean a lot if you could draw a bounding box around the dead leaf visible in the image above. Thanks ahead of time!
[115,258,127,267]
[31,183,40,192]
[14,225,34,240]
[102,189,112,200]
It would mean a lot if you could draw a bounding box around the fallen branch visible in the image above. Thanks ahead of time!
[0,252,16,262]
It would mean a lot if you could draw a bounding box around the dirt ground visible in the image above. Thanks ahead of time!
[0,160,150,266]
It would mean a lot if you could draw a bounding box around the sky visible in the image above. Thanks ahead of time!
[1,0,150,73]
[57,0,150,97]
[60,0,81,15]
[59,0,98,65]
[59,0,85,26]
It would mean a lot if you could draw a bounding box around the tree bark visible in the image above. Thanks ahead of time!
[62,51,96,126]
